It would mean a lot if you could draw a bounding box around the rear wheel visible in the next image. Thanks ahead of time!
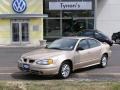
[99,55,108,68]
[58,62,71,79]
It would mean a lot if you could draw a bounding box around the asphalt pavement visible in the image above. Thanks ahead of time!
[0,45,120,81]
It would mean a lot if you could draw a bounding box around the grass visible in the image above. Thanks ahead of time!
[0,81,119,90]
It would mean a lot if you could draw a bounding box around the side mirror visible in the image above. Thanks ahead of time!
[76,47,84,51]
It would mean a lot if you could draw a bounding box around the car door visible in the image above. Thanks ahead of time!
[87,39,102,64]
[74,39,90,69]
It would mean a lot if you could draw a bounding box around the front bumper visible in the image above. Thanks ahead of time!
[18,62,59,75]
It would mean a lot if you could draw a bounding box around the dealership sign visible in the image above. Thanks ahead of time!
[49,2,92,10]
[12,0,27,13]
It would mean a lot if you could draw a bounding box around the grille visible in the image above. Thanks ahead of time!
[23,58,35,64]
[29,60,35,63]
[23,58,27,62]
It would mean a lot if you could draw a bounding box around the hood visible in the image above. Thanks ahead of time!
[22,49,67,59]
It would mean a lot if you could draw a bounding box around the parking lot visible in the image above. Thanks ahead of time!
[0,45,120,81]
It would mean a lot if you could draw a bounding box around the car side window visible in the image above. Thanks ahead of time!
[78,39,89,50]
[88,39,101,48]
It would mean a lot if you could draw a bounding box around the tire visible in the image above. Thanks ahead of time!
[58,62,71,79]
[99,55,108,68]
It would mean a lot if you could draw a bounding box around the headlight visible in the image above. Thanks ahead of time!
[36,59,53,65]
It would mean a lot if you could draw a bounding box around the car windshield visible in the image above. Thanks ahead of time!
[47,38,78,51]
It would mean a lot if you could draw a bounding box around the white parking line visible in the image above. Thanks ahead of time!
[0,73,23,75]
[0,67,17,70]
[0,73,13,75]
[75,73,120,76]
[113,44,120,46]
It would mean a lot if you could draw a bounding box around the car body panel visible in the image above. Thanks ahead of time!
[21,49,67,60]
[74,49,90,69]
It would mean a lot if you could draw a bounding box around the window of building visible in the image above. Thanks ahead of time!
[44,19,61,37]
[44,0,60,17]
[43,0,95,40]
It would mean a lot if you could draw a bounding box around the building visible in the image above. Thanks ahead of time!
[97,0,120,38]
[44,0,95,41]
[0,0,119,46]
[44,0,120,40]
[0,0,47,46]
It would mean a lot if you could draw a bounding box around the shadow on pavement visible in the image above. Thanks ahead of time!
[11,73,59,80]
[11,65,100,80]
[74,65,99,73]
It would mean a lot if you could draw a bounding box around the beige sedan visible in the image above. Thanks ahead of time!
[18,37,112,79]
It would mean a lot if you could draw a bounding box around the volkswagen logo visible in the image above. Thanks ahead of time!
[12,0,27,13]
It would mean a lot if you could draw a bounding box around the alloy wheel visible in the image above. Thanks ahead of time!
[59,62,71,79]
[100,55,108,68]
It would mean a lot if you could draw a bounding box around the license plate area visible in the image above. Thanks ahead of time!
[22,64,30,71]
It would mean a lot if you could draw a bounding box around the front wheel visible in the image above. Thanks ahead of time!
[58,62,71,79]
[99,55,108,68]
